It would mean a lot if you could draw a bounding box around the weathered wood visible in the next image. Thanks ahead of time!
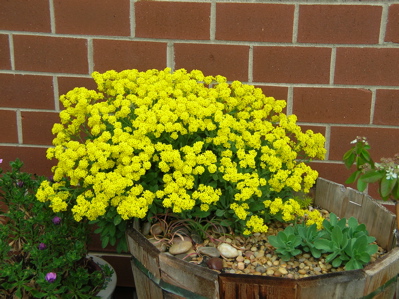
[159,253,219,299]
[363,247,399,298]
[314,178,396,251]
[219,274,297,299]
[127,224,164,299]
[127,178,399,299]
[296,270,366,299]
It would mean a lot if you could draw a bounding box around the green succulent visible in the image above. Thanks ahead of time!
[268,226,302,261]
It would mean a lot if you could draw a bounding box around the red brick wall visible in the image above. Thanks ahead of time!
[1,0,399,190]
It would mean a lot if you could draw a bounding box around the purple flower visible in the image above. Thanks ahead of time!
[52,216,61,225]
[45,272,57,283]
[38,243,46,250]
[0,159,3,164]
[16,181,24,188]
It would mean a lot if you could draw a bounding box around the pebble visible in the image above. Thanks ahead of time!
[207,257,223,270]
[237,262,245,270]
[278,267,288,275]
[198,246,221,258]
[255,265,266,273]
[218,243,239,258]
[169,241,192,255]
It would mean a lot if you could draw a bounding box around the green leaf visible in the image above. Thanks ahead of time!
[101,236,109,248]
[345,170,361,184]
[114,215,122,226]
[215,209,225,217]
[191,210,211,218]
[359,171,384,183]
[314,239,331,251]
[380,176,396,199]
[357,178,368,192]
[343,149,355,169]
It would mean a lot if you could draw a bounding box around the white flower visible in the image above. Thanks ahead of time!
[386,168,398,180]
[350,139,357,144]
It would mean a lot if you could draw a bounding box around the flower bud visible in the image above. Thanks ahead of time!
[52,216,61,225]
[45,272,57,283]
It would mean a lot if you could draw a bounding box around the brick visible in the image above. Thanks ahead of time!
[335,48,399,86]
[385,4,399,43]
[58,77,98,97]
[0,0,51,32]
[374,89,399,126]
[216,3,294,42]
[93,40,167,73]
[0,110,18,143]
[54,0,130,36]
[253,47,331,84]
[21,111,59,146]
[14,35,88,74]
[174,43,249,81]
[309,162,353,186]
[0,146,55,176]
[135,2,210,40]
[257,86,289,101]
[298,5,381,44]
[329,126,399,162]
[0,74,54,109]
[293,88,372,124]
[0,34,10,69]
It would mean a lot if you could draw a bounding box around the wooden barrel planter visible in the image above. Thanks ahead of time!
[126,178,399,299]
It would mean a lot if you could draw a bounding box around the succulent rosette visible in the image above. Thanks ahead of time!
[36,68,326,249]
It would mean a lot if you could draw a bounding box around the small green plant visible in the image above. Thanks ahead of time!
[295,223,326,259]
[0,159,110,298]
[268,213,378,270]
[268,226,302,261]
[314,213,378,270]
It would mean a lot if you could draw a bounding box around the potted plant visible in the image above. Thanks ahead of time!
[36,68,399,298]
[0,159,116,299]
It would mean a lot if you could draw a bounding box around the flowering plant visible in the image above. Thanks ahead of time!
[344,136,399,201]
[344,137,399,239]
[37,68,326,252]
[0,159,109,298]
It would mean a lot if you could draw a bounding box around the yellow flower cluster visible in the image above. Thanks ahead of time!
[37,68,326,235]
[264,197,324,229]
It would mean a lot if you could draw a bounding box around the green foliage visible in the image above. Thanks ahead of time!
[0,159,110,298]
[295,223,326,258]
[343,137,399,201]
[268,226,302,261]
[268,213,378,270]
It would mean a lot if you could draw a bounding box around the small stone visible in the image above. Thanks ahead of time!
[148,238,167,252]
[274,270,282,277]
[141,222,151,236]
[198,246,221,258]
[218,243,239,258]
[206,257,223,270]
[150,223,164,236]
[278,267,288,275]
[236,255,244,262]
[237,262,245,270]
[255,265,266,273]
[169,241,192,255]
[298,269,307,275]
[266,269,275,275]
[255,250,265,258]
